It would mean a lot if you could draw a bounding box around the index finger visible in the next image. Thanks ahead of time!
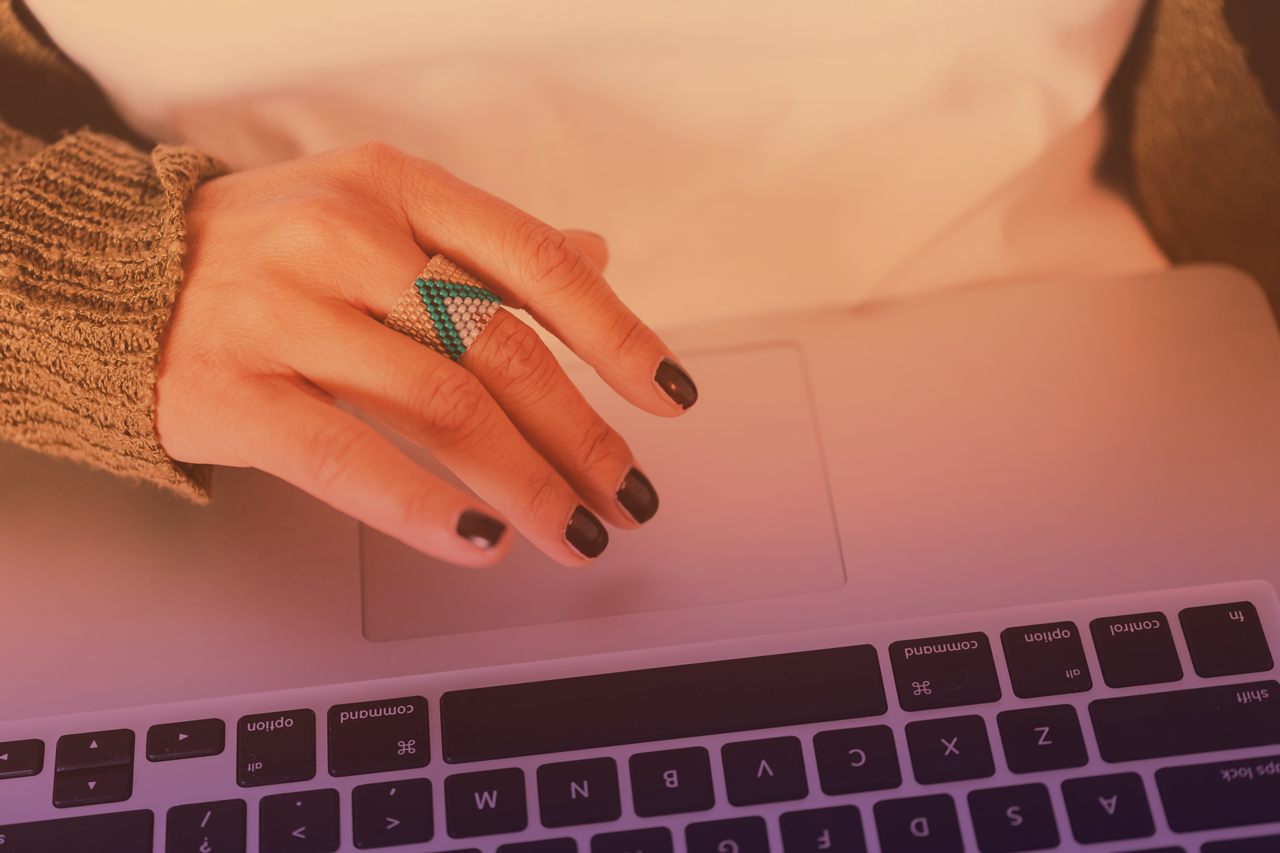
[382,152,699,417]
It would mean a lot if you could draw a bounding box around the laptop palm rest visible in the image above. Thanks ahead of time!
[360,342,846,640]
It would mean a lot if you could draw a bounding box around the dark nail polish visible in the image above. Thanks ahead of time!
[655,357,698,410]
[457,510,506,549]
[616,467,659,524]
[565,505,609,558]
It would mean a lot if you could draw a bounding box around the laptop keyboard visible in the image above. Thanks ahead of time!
[1,583,1278,852]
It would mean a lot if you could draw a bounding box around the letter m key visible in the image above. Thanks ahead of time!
[475,790,498,809]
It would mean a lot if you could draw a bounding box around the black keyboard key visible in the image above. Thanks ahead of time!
[352,778,433,848]
[999,621,1091,698]
[0,809,153,853]
[499,839,577,853]
[441,645,885,763]
[0,738,43,778]
[445,767,527,837]
[780,805,866,853]
[904,715,994,785]
[1180,601,1275,677]
[1060,772,1154,844]
[1089,680,1280,762]
[813,725,901,795]
[147,719,225,762]
[1090,611,1183,687]
[996,705,1088,773]
[1202,836,1280,853]
[166,799,246,853]
[1154,754,1280,832]
[722,735,808,806]
[888,632,1001,712]
[687,816,769,853]
[237,708,316,787]
[591,827,674,853]
[259,788,340,853]
[55,728,134,771]
[967,784,1058,853]
[52,764,133,807]
[629,746,714,817]
[872,794,962,853]
[537,757,621,827]
[328,696,429,777]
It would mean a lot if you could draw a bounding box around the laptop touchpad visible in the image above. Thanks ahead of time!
[361,342,845,641]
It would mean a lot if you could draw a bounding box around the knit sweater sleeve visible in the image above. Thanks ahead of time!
[0,121,227,501]
[0,0,228,501]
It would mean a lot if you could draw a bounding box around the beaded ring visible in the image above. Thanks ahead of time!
[384,255,503,361]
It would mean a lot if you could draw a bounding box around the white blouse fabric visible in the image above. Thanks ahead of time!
[33,0,1167,329]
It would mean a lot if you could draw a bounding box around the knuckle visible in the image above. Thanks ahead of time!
[408,368,491,445]
[342,139,405,174]
[575,420,626,480]
[514,221,599,301]
[480,315,556,394]
[513,469,565,525]
[603,311,655,364]
[300,418,368,495]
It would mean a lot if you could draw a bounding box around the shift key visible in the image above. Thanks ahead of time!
[1090,681,1280,762]
[237,709,316,787]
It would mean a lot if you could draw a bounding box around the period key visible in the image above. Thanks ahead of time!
[237,709,316,787]
[328,696,429,777]
[1000,622,1092,698]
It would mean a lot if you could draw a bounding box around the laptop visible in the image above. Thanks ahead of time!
[1,263,1278,851]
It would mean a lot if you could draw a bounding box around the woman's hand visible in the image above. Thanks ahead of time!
[155,142,697,567]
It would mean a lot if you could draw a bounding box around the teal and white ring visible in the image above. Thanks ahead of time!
[384,255,503,361]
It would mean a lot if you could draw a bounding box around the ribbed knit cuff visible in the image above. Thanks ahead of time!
[1,126,228,501]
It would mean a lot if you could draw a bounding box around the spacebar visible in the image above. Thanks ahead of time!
[1089,680,1280,762]
[0,809,153,853]
[441,645,887,763]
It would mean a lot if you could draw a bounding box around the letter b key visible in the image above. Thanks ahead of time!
[630,748,714,817]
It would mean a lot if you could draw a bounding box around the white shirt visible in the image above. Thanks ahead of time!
[33,0,1166,328]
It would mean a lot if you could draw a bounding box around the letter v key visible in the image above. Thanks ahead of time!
[1099,795,1118,815]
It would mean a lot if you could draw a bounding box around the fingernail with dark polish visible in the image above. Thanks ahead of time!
[655,357,698,410]
[616,467,659,524]
[565,505,609,558]
[457,510,506,549]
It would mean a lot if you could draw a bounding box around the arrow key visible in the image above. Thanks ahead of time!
[54,728,133,772]
[51,764,132,808]
[147,718,226,762]
[0,739,44,779]
[260,788,339,853]
[353,778,433,848]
